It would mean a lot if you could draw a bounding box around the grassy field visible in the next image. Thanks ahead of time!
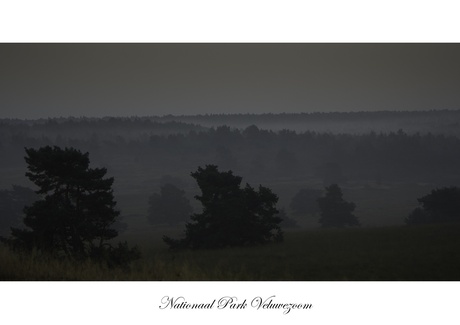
[2,223,460,280]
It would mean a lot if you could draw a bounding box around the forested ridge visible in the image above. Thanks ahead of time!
[2,113,460,184]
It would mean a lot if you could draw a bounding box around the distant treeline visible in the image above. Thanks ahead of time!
[2,109,460,136]
[2,119,460,186]
[0,117,207,141]
[154,109,460,135]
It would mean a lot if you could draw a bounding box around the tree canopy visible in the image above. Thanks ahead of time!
[9,146,139,265]
[406,187,460,225]
[164,165,283,249]
[317,184,360,228]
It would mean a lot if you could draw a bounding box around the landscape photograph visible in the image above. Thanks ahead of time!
[1,43,460,280]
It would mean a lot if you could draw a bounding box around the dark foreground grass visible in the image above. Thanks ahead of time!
[2,223,460,280]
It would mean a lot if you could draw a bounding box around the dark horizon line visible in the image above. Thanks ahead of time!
[2,108,460,121]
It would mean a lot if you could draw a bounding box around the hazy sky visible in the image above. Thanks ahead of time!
[1,43,460,119]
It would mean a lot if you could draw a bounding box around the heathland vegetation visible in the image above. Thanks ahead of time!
[2,224,460,280]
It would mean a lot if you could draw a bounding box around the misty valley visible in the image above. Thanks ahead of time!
[1,110,460,280]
